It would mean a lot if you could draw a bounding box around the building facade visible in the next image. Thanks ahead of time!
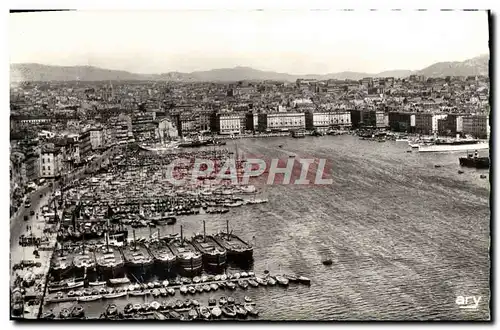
[258,112,306,132]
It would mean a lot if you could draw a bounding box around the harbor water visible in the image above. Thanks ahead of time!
[45,135,490,320]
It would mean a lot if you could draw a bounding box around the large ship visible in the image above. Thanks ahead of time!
[167,226,203,275]
[139,141,180,152]
[191,221,227,269]
[213,220,253,264]
[93,242,126,281]
[418,138,489,153]
[50,244,75,281]
[122,231,154,282]
[72,245,98,282]
[146,237,177,276]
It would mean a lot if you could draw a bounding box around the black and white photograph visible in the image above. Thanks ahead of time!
[8,8,491,321]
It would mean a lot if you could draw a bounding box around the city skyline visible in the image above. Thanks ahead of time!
[10,10,489,75]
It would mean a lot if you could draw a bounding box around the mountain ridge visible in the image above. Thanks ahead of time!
[10,54,489,82]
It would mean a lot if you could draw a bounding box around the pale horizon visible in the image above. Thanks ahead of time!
[10,10,490,75]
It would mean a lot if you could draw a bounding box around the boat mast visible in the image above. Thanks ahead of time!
[133,229,137,251]
[180,225,184,246]
[203,220,206,242]
[226,219,229,236]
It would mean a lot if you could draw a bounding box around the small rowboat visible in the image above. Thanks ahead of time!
[109,277,130,285]
[244,304,259,316]
[202,284,211,292]
[247,279,259,287]
[298,276,311,285]
[150,301,161,310]
[211,305,222,318]
[188,286,196,294]
[188,307,198,320]
[210,283,218,291]
[235,304,248,318]
[275,275,289,286]
[199,306,211,320]
[78,295,102,302]
[104,292,127,299]
[222,305,236,318]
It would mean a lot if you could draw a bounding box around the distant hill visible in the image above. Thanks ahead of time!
[416,54,489,77]
[10,54,489,83]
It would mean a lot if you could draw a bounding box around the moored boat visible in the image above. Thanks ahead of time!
[191,222,227,269]
[167,227,203,275]
[122,236,154,282]
[94,244,125,281]
[213,221,253,264]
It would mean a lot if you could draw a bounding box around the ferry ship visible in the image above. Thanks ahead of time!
[122,237,154,283]
[146,238,177,276]
[167,226,203,275]
[213,220,253,263]
[191,221,227,269]
[418,139,489,153]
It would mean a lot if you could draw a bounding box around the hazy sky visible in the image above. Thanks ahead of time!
[9,10,489,74]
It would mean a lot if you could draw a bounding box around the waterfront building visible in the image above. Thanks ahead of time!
[388,112,412,133]
[258,112,306,132]
[414,113,433,135]
[462,115,489,139]
[305,111,352,132]
[215,113,245,135]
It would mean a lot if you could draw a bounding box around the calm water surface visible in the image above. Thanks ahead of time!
[46,136,490,320]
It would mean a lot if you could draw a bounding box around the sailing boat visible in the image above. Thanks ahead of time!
[139,122,179,152]
[93,218,126,280]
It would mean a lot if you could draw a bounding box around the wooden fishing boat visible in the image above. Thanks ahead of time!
[211,305,222,318]
[188,307,199,320]
[222,305,236,318]
[199,306,211,320]
[244,304,259,316]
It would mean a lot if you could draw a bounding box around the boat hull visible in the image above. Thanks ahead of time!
[125,261,154,282]
[459,157,490,169]
[418,142,489,153]
[96,264,126,281]
[50,265,74,282]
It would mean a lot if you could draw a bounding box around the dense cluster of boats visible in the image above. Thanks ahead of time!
[45,271,311,308]
[50,220,254,282]
[47,295,258,320]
